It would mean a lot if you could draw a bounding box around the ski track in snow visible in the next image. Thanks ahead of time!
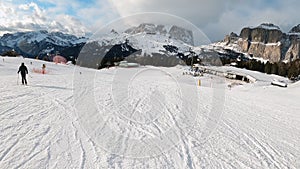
[0,56,300,168]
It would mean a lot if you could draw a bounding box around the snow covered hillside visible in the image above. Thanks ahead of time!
[0,56,300,168]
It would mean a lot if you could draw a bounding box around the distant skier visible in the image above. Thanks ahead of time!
[17,63,28,85]
[42,64,46,74]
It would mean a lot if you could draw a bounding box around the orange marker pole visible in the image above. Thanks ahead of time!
[198,79,201,86]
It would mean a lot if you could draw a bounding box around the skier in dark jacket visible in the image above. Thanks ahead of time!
[18,63,28,85]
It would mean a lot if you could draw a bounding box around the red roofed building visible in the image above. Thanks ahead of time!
[53,55,67,64]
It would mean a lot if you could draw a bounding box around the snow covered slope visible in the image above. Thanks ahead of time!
[0,56,300,168]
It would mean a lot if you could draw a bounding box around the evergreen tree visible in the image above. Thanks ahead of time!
[271,62,278,75]
[277,62,288,77]
[249,60,256,70]
[264,61,272,74]
[258,61,265,72]
[1,50,19,57]
[288,59,300,80]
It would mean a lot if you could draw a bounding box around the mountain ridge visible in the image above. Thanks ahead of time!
[76,23,195,68]
[0,30,86,59]
[220,23,300,63]
[2,22,300,65]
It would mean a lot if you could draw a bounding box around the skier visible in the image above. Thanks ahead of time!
[42,64,46,74]
[17,63,28,85]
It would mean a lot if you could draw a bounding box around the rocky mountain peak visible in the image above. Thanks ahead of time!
[256,23,281,30]
[124,23,194,45]
[240,23,283,44]
[289,24,300,34]
[111,29,119,35]
[124,23,166,35]
[223,32,239,44]
[221,23,300,63]
[169,25,194,45]
[229,32,238,37]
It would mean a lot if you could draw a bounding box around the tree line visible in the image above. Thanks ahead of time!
[1,50,19,57]
[221,58,300,80]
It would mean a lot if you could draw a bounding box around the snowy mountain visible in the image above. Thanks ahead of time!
[3,23,300,70]
[124,23,194,45]
[0,30,87,59]
[77,23,198,68]
[97,23,194,53]
[288,24,300,35]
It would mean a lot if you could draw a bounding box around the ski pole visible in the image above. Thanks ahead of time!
[17,73,19,85]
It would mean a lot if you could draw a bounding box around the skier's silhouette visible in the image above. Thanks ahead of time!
[18,63,28,85]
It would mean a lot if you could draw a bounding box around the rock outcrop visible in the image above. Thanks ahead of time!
[224,32,239,45]
[289,24,300,34]
[228,23,300,63]
[169,25,194,46]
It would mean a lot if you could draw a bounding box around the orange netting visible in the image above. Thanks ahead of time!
[32,68,48,74]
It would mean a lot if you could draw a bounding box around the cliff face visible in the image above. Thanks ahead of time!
[240,27,283,43]
[229,23,300,63]
[285,39,300,61]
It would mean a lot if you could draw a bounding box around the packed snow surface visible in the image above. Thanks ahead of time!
[0,56,300,168]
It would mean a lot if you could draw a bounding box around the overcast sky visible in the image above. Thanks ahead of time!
[1,0,300,41]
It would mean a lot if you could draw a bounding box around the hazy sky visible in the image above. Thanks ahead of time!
[0,0,299,41]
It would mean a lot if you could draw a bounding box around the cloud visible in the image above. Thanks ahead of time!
[201,0,300,41]
[0,1,88,36]
[1,0,300,42]
[109,0,227,25]
[107,0,300,41]
[76,0,119,30]
[52,15,88,36]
